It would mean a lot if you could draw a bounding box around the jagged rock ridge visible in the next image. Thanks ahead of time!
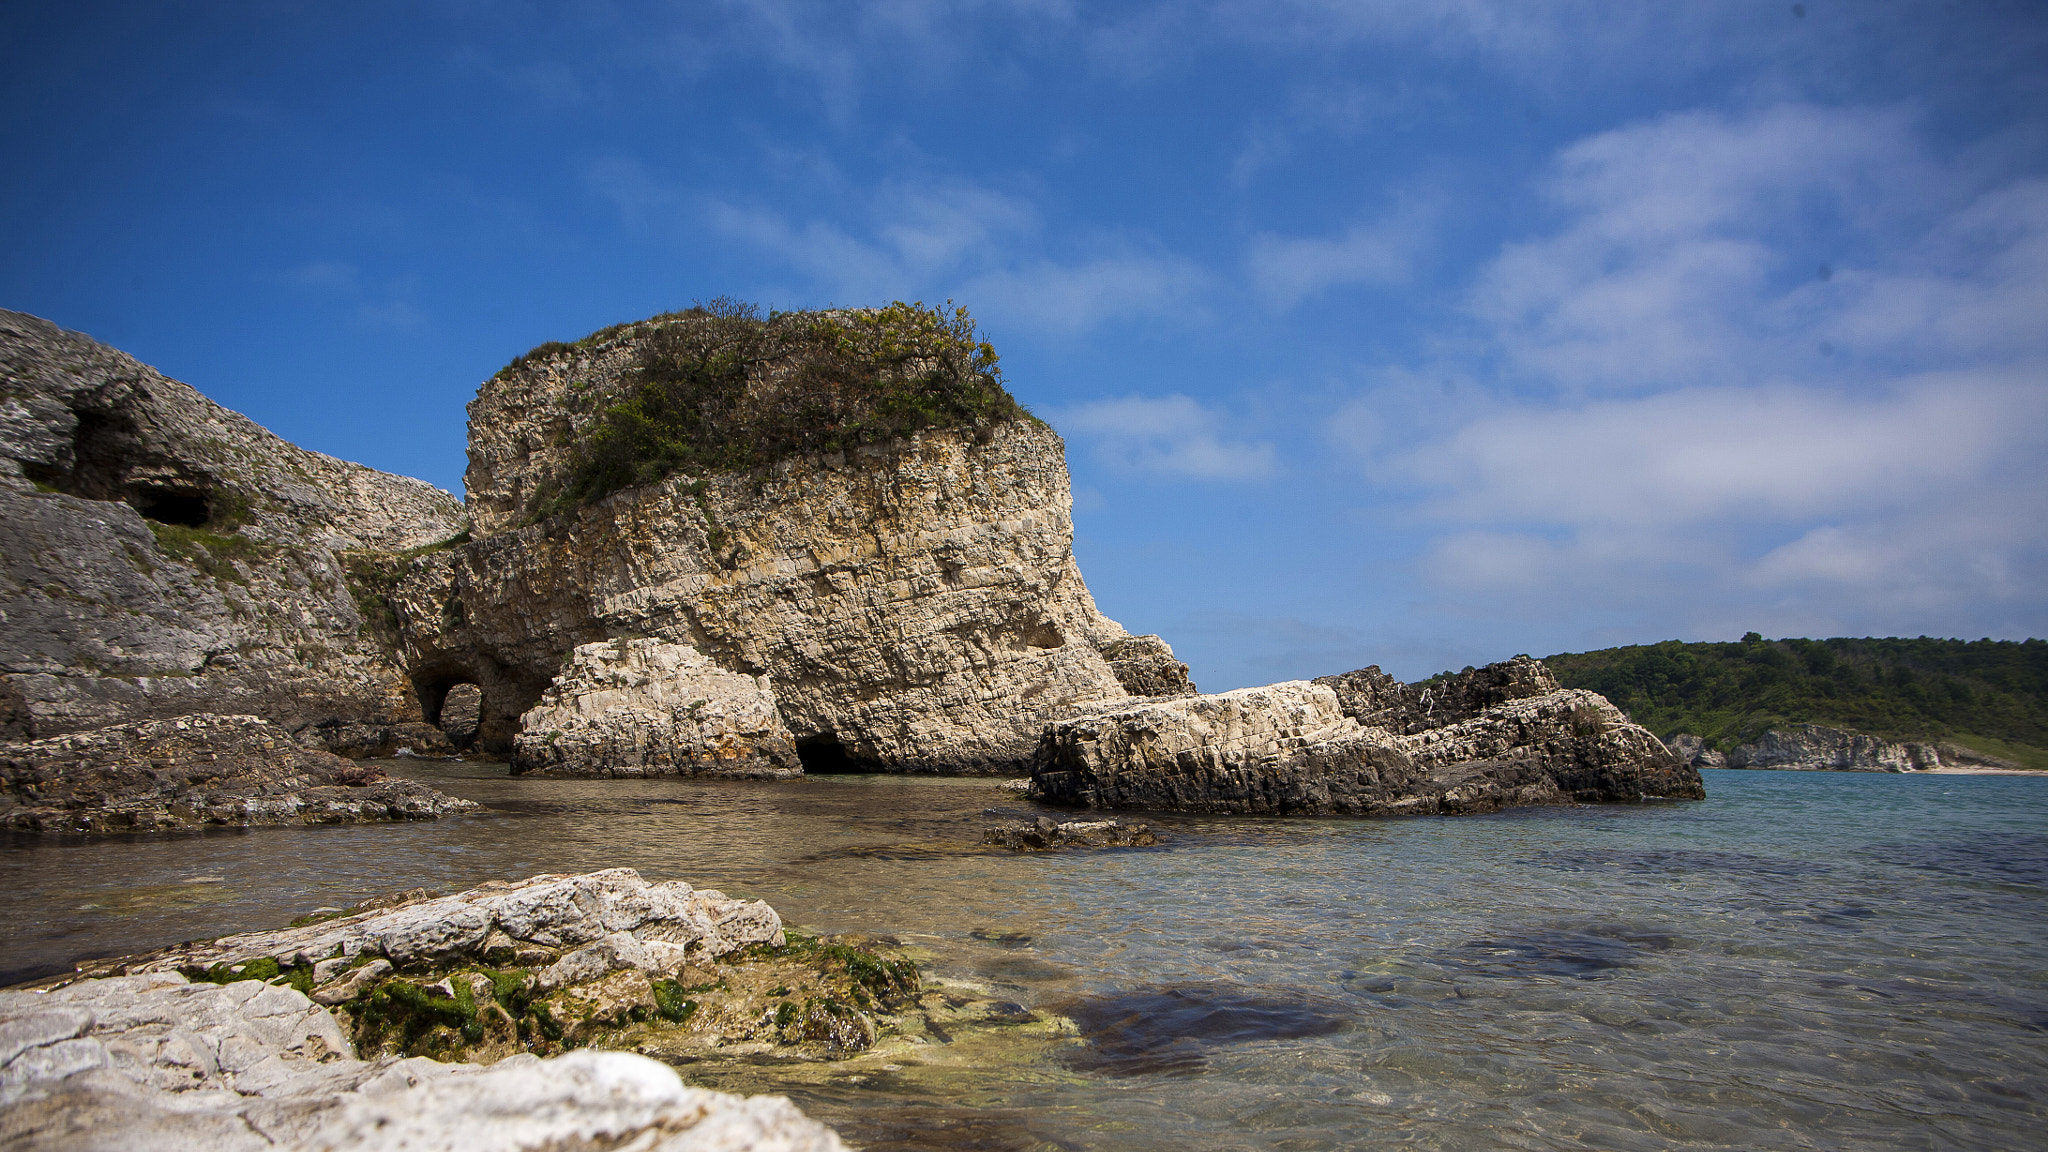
[0,310,465,744]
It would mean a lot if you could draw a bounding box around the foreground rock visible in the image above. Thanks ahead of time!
[0,713,477,832]
[1031,659,1704,816]
[981,813,1161,850]
[0,310,465,749]
[1667,724,1948,772]
[510,639,801,778]
[0,972,843,1152]
[384,307,1193,768]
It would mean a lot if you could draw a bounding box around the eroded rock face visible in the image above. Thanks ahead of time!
[0,311,465,745]
[0,713,477,832]
[1688,723,1943,772]
[397,370,1188,769]
[1032,660,1705,816]
[0,972,845,1152]
[510,639,800,778]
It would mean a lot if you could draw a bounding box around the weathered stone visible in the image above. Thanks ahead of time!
[0,713,477,833]
[1665,733,1727,769]
[511,639,800,778]
[1705,723,1942,772]
[1032,661,1705,815]
[0,310,465,744]
[387,317,1184,771]
[112,868,782,976]
[295,719,455,760]
[0,972,845,1151]
[1313,655,1560,735]
[981,813,1161,850]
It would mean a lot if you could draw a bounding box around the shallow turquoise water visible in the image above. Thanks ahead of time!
[3,766,2045,1150]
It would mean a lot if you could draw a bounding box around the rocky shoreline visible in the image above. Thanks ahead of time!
[0,869,1093,1151]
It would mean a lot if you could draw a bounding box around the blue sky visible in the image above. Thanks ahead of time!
[5,1,2045,689]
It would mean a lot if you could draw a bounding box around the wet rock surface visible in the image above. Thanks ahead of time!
[980,813,1161,850]
[1031,659,1704,816]
[0,713,477,832]
[0,972,845,1151]
[511,639,800,778]
[0,310,465,745]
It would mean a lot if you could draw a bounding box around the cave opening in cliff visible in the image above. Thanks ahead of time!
[795,732,879,774]
[131,485,211,527]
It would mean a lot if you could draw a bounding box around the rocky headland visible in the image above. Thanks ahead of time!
[1662,724,2021,773]
[0,310,465,748]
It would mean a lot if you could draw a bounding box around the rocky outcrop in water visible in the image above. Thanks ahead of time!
[0,311,465,746]
[0,713,476,832]
[510,638,801,778]
[1666,724,1943,772]
[386,310,1192,771]
[0,972,844,1151]
[981,813,1162,850]
[1032,659,1703,816]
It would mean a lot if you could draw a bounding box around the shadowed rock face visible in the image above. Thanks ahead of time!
[1031,659,1704,816]
[389,319,1192,771]
[0,713,476,832]
[0,311,465,744]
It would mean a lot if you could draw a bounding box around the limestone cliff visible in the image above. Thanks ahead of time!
[388,308,1192,772]
[0,310,465,742]
[1667,724,1944,772]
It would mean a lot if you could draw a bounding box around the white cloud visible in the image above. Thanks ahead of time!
[1343,101,2048,639]
[1247,199,1430,308]
[1056,394,1277,481]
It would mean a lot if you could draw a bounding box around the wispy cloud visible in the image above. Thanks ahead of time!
[1340,101,2048,638]
[1055,394,1277,481]
[1247,198,1431,308]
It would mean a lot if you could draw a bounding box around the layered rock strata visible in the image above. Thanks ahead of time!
[1667,724,1943,772]
[509,638,800,778]
[0,713,476,832]
[0,311,465,745]
[0,973,844,1152]
[391,317,1192,771]
[1032,660,1703,816]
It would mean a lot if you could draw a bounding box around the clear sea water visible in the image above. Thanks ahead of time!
[3,765,2044,1151]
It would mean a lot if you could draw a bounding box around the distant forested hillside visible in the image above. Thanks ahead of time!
[1541,636,2048,769]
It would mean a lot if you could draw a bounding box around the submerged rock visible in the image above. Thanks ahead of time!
[0,972,845,1151]
[0,310,465,747]
[981,813,1162,850]
[510,638,801,778]
[0,713,477,832]
[1031,659,1704,816]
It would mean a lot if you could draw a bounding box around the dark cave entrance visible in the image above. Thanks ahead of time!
[131,485,211,527]
[796,732,881,774]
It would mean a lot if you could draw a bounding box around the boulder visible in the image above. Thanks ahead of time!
[0,713,477,832]
[510,639,800,778]
[0,310,465,744]
[0,972,845,1152]
[118,868,783,974]
[1664,733,1727,769]
[1031,659,1705,816]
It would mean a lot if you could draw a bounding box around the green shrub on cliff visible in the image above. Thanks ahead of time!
[1543,635,2048,766]
[511,299,1034,516]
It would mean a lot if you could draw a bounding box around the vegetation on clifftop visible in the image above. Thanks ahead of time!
[509,298,1036,517]
[1543,635,2048,767]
